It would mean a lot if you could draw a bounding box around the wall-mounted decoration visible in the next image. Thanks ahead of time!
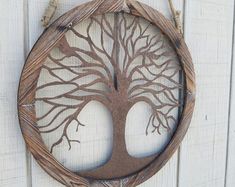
[18,0,195,186]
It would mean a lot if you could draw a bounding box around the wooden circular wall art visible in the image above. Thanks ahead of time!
[18,0,195,186]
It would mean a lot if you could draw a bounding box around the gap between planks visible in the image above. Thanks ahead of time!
[176,0,186,187]
[23,0,32,187]
[224,0,235,186]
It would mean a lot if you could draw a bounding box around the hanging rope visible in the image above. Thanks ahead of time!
[41,0,58,27]
[168,0,183,34]
[41,0,183,34]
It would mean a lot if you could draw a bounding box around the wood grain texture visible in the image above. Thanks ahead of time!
[0,0,27,187]
[18,0,195,186]
[178,0,235,187]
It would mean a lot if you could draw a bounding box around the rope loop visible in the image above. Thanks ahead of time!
[41,0,183,34]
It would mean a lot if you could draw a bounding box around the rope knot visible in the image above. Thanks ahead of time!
[41,0,58,27]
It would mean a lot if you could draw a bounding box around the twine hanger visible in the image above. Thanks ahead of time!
[41,0,58,27]
[41,0,183,33]
[168,0,183,34]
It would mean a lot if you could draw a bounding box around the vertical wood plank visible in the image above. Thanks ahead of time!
[27,0,184,187]
[28,2,91,187]
[0,1,27,187]
[225,5,235,186]
[178,0,235,187]
[139,1,184,187]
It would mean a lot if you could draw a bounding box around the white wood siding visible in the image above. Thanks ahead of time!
[178,0,235,187]
[0,1,27,187]
[0,0,235,187]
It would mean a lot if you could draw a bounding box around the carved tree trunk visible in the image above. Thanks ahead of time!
[110,103,131,169]
[80,100,156,180]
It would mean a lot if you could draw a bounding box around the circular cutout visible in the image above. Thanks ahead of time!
[18,0,195,186]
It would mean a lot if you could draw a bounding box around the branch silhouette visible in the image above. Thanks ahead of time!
[36,13,183,154]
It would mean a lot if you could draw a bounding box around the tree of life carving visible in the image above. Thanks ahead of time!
[35,13,183,179]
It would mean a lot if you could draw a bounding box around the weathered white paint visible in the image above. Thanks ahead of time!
[0,1,27,187]
[178,0,235,187]
[0,0,235,187]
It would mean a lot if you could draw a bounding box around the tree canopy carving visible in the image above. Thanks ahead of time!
[35,13,183,179]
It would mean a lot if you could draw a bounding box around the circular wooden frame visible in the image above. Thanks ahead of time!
[18,0,196,186]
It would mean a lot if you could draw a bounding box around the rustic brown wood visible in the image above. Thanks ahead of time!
[18,0,196,186]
